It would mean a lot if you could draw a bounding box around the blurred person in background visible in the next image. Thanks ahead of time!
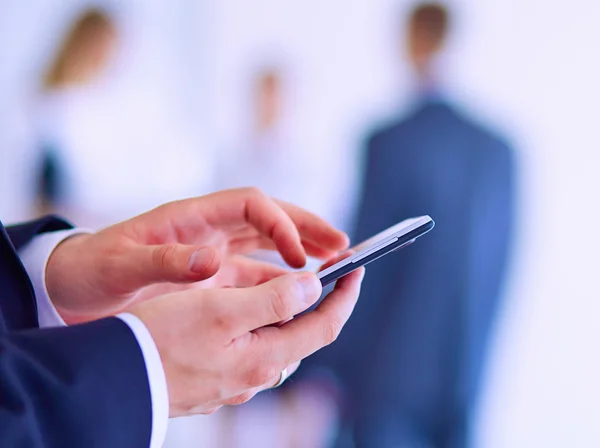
[299,3,516,447]
[216,67,324,222]
[31,7,213,228]
[33,8,117,217]
[214,65,330,274]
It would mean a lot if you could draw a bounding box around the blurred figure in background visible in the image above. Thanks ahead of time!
[304,3,516,447]
[31,7,213,228]
[217,66,322,218]
[33,8,118,218]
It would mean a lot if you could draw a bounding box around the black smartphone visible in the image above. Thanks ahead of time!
[318,216,435,286]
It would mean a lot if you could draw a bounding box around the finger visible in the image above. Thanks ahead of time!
[266,361,301,389]
[276,200,350,252]
[229,198,350,260]
[127,244,221,288]
[206,188,308,268]
[318,250,354,272]
[243,192,306,268]
[301,240,340,260]
[219,256,290,288]
[212,197,348,256]
[224,361,301,407]
[228,235,338,262]
[215,272,322,338]
[254,268,365,367]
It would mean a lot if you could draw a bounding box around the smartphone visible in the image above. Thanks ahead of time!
[318,216,435,286]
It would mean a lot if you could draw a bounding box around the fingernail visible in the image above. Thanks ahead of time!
[189,248,214,273]
[298,274,321,304]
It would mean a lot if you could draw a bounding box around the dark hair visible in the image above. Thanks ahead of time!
[409,2,450,44]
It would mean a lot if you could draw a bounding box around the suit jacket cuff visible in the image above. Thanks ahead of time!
[117,313,169,448]
[1,318,154,446]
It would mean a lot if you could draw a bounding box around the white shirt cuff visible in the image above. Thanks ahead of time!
[18,229,90,327]
[117,313,170,448]
[18,229,169,448]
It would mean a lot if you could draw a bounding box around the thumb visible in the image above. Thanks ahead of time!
[216,272,322,337]
[127,244,221,288]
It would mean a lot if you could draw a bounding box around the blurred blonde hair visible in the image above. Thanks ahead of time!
[43,8,115,90]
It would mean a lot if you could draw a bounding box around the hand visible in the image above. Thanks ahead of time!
[46,188,349,324]
[130,268,365,417]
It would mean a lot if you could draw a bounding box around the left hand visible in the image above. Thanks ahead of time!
[46,188,349,324]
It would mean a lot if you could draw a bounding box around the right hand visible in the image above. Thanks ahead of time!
[47,188,349,325]
[130,268,365,417]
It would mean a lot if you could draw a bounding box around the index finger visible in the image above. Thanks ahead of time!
[276,200,350,254]
[253,267,365,367]
[203,188,308,268]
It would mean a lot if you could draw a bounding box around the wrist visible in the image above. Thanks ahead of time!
[45,233,93,325]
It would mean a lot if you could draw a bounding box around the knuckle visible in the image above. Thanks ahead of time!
[153,203,170,215]
[244,186,265,199]
[246,364,279,388]
[267,283,294,322]
[322,314,344,345]
[226,392,255,407]
[153,245,174,270]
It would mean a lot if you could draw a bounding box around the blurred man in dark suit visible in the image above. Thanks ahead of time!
[310,3,516,447]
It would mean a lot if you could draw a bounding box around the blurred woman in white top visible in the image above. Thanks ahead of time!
[217,69,312,206]
[33,8,214,228]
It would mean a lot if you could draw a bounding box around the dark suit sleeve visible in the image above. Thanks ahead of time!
[6,216,73,251]
[0,318,153,447]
